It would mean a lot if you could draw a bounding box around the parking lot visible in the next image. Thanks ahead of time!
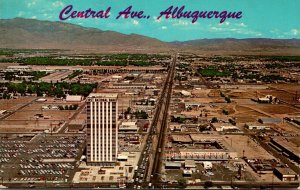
[0,134,85,184]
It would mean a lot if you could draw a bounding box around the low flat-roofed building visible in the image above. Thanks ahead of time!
[245,123,270,130]
[165,161,181,169]
[181,90,191,96]
[119,121,138,132]
[171,134,193,143]
[211,123,239,132]
[271,137,300,164]
[68,119,85,132]
[184,102,202,109]
[169,123,182,132]
[176,148,237,161]
[189,134,223,142]
[203,161,213,170]
[117,155,128,161]
[111,75,122,79]
[111,83,147,89]
[66,95,83,102]
[6,65,32,72]
[184,160,196,168]
[258,117,282,124]
[171,134,237,161]
[183,169,193,177]
[274,167,298,181]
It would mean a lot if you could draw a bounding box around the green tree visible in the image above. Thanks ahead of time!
[211,117,218,123]
[225,96,231,103]
[178,178,187,188]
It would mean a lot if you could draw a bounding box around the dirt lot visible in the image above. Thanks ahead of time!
[232,106,266,123]
[253,104,300,115]
[223,135,275,160]
[0,97,36,111]
[0,119,63,132]
[4,110,75,121]
[191,89,211,97]
[269,84,300,93]
[269,123,300,134]
[22,102,80,111]
[227,90,257,99]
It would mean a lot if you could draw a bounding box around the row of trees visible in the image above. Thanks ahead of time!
[198,67,231,77]
[68,70,83,79]
[220,92,232,103]
[124,107,149,119]
[58,104,79,110]
[2,82,96,98]
[4,71,48,81]
[3,56,160,67]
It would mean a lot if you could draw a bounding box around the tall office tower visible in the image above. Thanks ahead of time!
[86,93,118,165]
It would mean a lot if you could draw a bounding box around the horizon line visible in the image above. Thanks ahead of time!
[1,17,300,43]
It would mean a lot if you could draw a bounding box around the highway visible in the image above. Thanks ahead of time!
[149,54,176,186]
[130,55,176,189]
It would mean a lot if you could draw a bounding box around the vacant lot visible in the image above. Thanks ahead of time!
[254,104,300,115]
[0,97,36,111]
[223,135,274,160]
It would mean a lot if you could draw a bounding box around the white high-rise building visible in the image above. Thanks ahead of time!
[86,93,118,165]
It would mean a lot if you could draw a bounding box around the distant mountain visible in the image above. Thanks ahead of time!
[0,18,170,51]
[0,18,300,54]
[173,38,300,52]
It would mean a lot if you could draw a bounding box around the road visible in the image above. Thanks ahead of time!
[149,54,176,187]
[129,55,176,188]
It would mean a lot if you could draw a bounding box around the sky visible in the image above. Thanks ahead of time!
[0,0,299,42]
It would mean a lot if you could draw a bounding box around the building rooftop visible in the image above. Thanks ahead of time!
[275,167,298,176]
[272,137,300,155]
[66,95,83,102]
[189,134,223,142]
[259,117,282,124]
[88,93,118,98]
[184,160,196,167]
[171,134,193,143]
[165,161,182,168]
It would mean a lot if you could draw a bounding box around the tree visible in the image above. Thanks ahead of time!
[15,83,26,94]
[54,86,64,98]
[223,109,229,115]
[73,104,78,110]
[177,178,187,188]
[204,181,213,189]
[225,96,231,103]
[211,117,218,123]
[124,107,131,115]
[58,105,64,110]
[27,84,36,94]
[134,110,148,119]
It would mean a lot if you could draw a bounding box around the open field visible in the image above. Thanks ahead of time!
[4,110,75,121]
[254,105,300,115]
[0,97,36,111]
[223,135,274,160]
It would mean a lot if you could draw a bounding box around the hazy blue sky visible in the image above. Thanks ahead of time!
[0,0,299,41]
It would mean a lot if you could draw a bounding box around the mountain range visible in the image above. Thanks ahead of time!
[1,18,300,54]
